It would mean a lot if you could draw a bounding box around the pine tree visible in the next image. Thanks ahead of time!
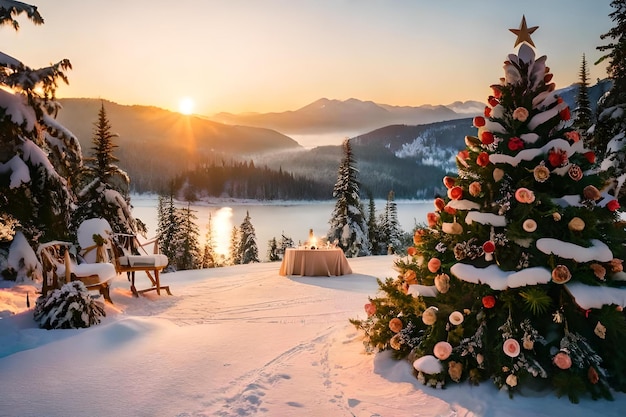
[0,2,75,280]
[278,232,294,257]
[178,203,201,270]
[202,213,218,268]
[73,102,138,235]
[157,191,183,270]
[378,190,402,254]
[593,0,626,204]
[573,54,593,135]
[267,237,280,262]
[238,211,259,264]
[228,226,241,265]
[366,192,383,255]
[352,17,626,403]
[327,139,371,257]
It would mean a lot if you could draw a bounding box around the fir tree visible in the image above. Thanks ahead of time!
[156,191,182,270]
[573,54,593,135]
[178,203,201,270]
[378,190,402,254]
[366,192,383,255]
[0,3,73,239]
[0,2,75,280]
[593,0,626,204]
[238,211,259,264]
[267,237,280,262]
[202,213,218,268]
[352,18,626,402]
[278,233,294,256]
[327,139,371,257]
[228,226,241,265]
[73,102,138,235]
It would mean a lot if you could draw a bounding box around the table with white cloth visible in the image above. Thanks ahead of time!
[279,248,352,276]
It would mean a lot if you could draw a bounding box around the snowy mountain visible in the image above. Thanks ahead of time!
[212,97,482,134]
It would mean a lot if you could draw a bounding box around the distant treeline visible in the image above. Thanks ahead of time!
[172,160,332,200]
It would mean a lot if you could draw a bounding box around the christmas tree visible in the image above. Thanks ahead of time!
[351,17,626,403]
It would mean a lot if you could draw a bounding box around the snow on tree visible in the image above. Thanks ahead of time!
[327,139,371,257]
[593,0,626,204]
[34,280,105,329]
[352,17,626,403]
[238,211,259,264]
[157,192,183,271]
[0,1,75,281]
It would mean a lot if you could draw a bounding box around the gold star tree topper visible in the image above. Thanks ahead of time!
[509,15,538,48]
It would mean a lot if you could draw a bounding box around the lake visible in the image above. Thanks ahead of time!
[131,195,433,258]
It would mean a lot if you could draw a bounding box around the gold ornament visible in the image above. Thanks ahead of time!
[568,217,585,232]
[594,321,607,339]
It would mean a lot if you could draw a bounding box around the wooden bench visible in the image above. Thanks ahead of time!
[108,233,171,297]
[38,241,116,303]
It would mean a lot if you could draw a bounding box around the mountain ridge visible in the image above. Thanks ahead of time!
[211,97,483,134]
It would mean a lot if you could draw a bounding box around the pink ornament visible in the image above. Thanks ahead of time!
[553,352,572,370]
[514,187,535,204]
[428,258,442,273]
[503,338,521,358]
[433,341,453,360]
[364,302,376,317]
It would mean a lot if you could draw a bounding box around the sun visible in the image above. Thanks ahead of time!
[178,97,195,115]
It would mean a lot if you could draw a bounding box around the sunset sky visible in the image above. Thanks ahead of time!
[1,1,615,115]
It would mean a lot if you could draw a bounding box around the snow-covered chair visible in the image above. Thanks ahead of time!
[37,241,116,303]
[108,232,171,297]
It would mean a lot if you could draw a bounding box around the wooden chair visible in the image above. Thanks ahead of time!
[38,241,116,303]
[108,233,171,297]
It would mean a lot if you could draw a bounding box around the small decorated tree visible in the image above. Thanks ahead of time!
[352,17,626,403]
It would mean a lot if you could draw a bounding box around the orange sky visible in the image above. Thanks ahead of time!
[1,1,614,115]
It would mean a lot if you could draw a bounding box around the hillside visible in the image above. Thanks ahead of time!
[53,80,609,197]
[54,99,301,190]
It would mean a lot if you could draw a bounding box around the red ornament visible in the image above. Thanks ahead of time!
[434,197,446,211]
[484,106,491,118]
[443,205,457,215]
[584,151,596,164]
[481,131,495,145]
[482,295,496,309]
[476,152,490,167]
[491,85,502,99]
[607,199,620,212]
[447,186,463,200]
[483,241,496,254]
[548,148,568,168]
[507,137,524,151]
[544,73,553,83]
[488,96,499,107]
[407,246,417,256]
[473,116,486,127]
[443,176,456,189]
[560,107,571,121]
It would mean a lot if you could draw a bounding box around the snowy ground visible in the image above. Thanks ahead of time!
[1,255,626,417]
